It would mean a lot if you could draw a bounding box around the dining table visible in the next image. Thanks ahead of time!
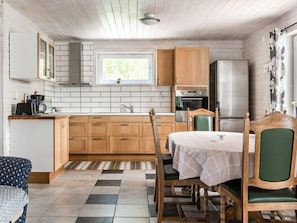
[166,131,255,187]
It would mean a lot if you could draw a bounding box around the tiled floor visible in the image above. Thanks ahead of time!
[26,169,220,223]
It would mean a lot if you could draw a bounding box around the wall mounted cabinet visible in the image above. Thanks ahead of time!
[174,47,209,86]
[10,33,55,81]
[156,49,174,86]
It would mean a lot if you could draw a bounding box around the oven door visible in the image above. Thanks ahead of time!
[175,97,208,122]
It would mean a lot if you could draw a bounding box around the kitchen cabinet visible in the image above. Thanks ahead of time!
[142,115,175,154]
[69,116,88,154]
[54,118,69,171]
[68,114,175,155]
[175,122,187,132]
[174,47,209,85]
[108,116,142,154]
[156,49,174,86]
[9,115,69,183]
[88,116,109,153]
[10,32,55,81]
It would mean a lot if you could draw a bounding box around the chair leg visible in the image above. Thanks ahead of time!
[220,194,226,223]
[203,188,209,223]
[157,179,164,223]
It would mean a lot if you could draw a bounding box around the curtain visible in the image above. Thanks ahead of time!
[269,28,286,112]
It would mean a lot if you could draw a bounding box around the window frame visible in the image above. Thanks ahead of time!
[95,51,155,85]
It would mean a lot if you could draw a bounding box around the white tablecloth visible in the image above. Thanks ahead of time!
[166,131,255,186]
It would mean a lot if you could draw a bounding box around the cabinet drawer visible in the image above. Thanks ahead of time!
[89,137,109,153]
[89,123,108,136]
[110,137,141,153]
[143,115,175,123]
[69,122,88,137]
[142,137,169,154]
[69,116,88,123]
[108,123,142,137]
[69,137,88,154]
[143,122,175,137]
[175,122,187,132]
[88,116,110,122]
[109,116,143,123]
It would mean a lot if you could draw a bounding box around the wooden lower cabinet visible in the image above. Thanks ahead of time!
[89,137,109,153]
[54,118,69,171]
[69,114,175,155]
[175,122,187,132]
[110,137,142,153]
[69,137,88,154]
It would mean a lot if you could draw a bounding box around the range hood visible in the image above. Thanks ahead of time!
[59,42,91,86]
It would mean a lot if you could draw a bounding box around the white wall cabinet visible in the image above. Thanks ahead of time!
[10,33,55,81]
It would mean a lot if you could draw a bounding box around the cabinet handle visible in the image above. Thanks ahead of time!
[120,138,128,140]
[69,137,74,140]
[93,117,102,119]
[120,123,129,126]
[94,123,102,126]
[93,138,103,140]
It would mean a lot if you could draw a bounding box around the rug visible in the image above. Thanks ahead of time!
[64,160,156,170]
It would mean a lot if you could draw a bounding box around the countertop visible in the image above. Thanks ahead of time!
[8,112,175,120]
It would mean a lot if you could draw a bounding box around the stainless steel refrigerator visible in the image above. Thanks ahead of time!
[210,60,249,132]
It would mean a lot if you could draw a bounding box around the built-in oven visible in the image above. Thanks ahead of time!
[175,89,208,122]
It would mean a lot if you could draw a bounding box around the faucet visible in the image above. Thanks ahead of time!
[121,104,134,113]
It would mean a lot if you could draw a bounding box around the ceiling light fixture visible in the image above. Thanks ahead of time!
[139,13,160,25]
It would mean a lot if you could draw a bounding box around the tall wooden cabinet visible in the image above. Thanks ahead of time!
[156,49,174,86]
[174,47,209,85]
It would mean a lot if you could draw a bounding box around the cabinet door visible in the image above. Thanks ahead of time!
[89,123,108,136]
[174,47,209,85]
[108,123,142,137]
[69,122,88,137]
[47,43,55,80]
[54,118,69,171]
[156,49,174,86]
[175,122,187,132]
[89,137,109,153]
[110,137,141,153]
[39,38,47,79]
[69,137,88,154]
[143,137,169,154]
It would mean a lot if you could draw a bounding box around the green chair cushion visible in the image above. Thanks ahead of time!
[163,164,179,180]
[194,115,212,131]
[162,154,173,165]
[222,179,297,203]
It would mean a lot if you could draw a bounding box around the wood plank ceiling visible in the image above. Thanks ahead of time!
[5,0,297,41]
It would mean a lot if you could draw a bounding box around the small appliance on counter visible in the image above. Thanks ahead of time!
[16,102,37,115]
[30,94,47,113]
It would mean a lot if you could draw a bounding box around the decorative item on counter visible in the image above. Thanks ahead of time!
[116,78,121,84]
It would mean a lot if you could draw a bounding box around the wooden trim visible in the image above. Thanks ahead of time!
[69,154,155,161]
[28,166,64,184]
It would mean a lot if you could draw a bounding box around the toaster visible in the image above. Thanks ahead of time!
[16,103,37,115]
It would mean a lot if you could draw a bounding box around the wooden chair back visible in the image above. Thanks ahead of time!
[243,112,297,191]
[187,107,219,131]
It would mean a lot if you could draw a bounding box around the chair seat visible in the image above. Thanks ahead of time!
[222,179,297,203]
[0,185,28,222]
[162,154,173,165]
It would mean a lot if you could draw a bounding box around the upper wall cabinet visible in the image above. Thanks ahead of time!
[156,49,174,86]
[10,33,55,82]
[174,47,209,86]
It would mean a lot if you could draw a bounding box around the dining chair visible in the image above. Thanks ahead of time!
[149,108,209,223]
[186,107,219,131]
[219,112,297,223]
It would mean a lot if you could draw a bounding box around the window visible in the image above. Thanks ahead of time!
[96,52,155,85]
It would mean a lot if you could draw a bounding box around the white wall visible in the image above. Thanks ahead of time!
[53,40,244,113]
[244,6,297,119]
[2,3,54,154]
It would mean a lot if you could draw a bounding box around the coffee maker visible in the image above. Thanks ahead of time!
[30,94,47,113]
